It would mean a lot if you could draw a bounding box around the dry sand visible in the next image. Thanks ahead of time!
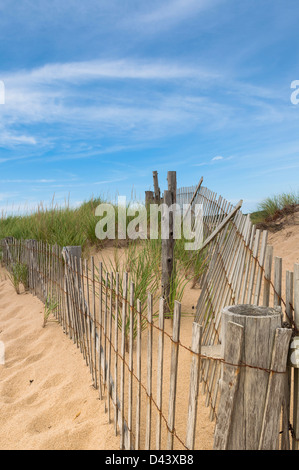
[1,219,298,451]
[266,210,299,300]
[0,264,119,450]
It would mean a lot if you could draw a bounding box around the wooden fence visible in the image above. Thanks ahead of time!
[1,181,298,450]
[176,183,299,450]
[1,237,208,450]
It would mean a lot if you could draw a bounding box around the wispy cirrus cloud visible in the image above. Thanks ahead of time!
[125,0,223,31]
[194,155,233,167]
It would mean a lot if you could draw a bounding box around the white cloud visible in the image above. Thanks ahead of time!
[0,130,37,147]
[128,0,221,30]
[3,59,216,86]
[212,156,224,161]
[0,179,56,184]
[193,155,233,167]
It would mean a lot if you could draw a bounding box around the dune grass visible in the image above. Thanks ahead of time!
[251,190,299,224]
[1,195,206,333]
[0,198,103,249]
[8,262,29,294]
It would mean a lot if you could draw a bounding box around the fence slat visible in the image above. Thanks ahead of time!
[263,245,273,307]
[274,257,283,307]
[128,281,135,449]
[213,321,244,450]
[185,322,203,450]
[98,262,103,400]
[145,293,153,450]
[156,298,165,450]
[167,301,181,450]
[91,257,97,389]
[107,272,114,422]
[135,299,142,450]
[120,272,128,450]
[293,264,299,450]
[114,272,119,435]
[259,327,292,450]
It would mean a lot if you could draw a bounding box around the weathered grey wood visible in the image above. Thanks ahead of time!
[68,256,78,343]
[91,257,97,389]
[103,271,108,390]
[253,230,268,305]
[107,272,114,422]
[219,304,284,450]
[259,327,292,450]
[145,190,154,206]
[281,270,294,450]
[74,256,85,357]
[96,296,132,451]
[185,322,203,450]
[213,321,244,450]
[263,245,273,307]
[246,229,261,304]
[128,281,135,449]
[153,171,161,203]
[98,262,103,400]
[156,298,165,450]
[183,176,203,223]
[167,171,177,204]
[114,272,119,435]
[135,299,142,450]
[198,200,243,256]
[161,190,174,315]
[167,301,181,450]
[293,264,299,450]
[274,257,283,307]
[80,258,90,367]
[120,272,128,450]
[64,275,72,338]
[85,259,94,380]
[145,293,153,450]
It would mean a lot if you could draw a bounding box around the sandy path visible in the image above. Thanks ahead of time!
[0,265,119,451]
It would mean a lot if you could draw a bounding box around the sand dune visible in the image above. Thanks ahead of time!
[0,265,119,451]
[1,220,298,451]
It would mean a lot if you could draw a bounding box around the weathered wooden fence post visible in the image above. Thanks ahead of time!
[167,171,177,205]
[161,171,177,315]
[153,171,161,203]
[145,190,155,206]
[214,304,292,450]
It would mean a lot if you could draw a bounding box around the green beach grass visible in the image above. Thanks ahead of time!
[250,190,299,225]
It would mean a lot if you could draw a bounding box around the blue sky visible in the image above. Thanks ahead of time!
[0,0,299,214]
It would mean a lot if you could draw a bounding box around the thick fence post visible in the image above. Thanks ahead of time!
[161,171,177,315]
[145,190,154,206]
[161,190,174,315]
[153,171,161,203]
[214,304,292,450]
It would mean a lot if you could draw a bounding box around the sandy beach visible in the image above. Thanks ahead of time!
[0,216,298,450]
[0,264,119,450]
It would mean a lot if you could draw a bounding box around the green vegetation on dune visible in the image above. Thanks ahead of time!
[0,197,104,248]
[0,195,206,319]
[250,190,299,225]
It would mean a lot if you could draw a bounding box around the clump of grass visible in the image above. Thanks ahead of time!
[43,296,58,327]
[251,190,299,224]
[98,239,161,345]
[0,196,105,250]
[8,262,29,294]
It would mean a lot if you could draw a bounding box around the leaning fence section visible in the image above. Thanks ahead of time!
[176,183,299,449]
